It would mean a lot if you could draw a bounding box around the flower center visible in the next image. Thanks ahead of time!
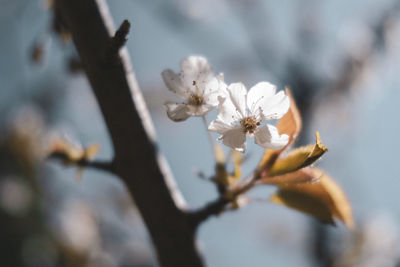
[240,116,260,134]
[188,80,204,106]
[188,93,204,106]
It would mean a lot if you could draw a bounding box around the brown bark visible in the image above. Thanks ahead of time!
[54,0,205,266]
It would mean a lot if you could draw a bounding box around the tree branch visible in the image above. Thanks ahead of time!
[54,0,204,266]
[78,159,115,173]
[188,197,229,227]
[50,157,115,174]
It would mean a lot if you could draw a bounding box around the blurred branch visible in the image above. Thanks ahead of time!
[189,173,257,225]
[48,152,115,174]
[189,197,229,227]
[78,159,114,173]
[53,0,204,266]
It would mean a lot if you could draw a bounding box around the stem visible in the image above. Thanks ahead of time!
[201,115,217,160]
[78,159,115,173]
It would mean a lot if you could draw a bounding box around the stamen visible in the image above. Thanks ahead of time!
[188,93,204,106]
[192,80,201,95]
[251,96,265,112]
[240,116,258,134]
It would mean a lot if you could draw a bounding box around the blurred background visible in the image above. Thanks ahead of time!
[1,0,400,266]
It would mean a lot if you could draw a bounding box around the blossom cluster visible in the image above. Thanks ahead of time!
[162,56,290,153]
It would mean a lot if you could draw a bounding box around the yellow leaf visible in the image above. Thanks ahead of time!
[215,145,225,164]
[48,138,100,165]
[260,167,320,185]
[270,169,354,228]
[212,148,242,187]
[258,149,280,171]
[270,190,335,224]
[84,144,101,161]
[232,150,243,180]
[268,132,328,176]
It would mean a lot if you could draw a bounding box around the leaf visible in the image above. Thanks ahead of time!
[270,169,354,228]
[260,167,320,185]
[212,148,242,187]
[84,144,100,161]
[268,132,328,176]
[258,88,302,170]
[276,87,302,146]
[48,138,100,165]
[232,150,243,180]
[215,144,225,164]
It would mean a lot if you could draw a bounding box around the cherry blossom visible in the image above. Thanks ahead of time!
[162,56,226,122]
[208,82,290,152]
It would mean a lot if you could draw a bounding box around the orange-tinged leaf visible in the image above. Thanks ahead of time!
[258,88,302,170]
[268,132,328,176]
[270,169,354,228]
[316,169,354,228]
[270,190,335,224]
[276,87,302,146]
[260,167,320,185]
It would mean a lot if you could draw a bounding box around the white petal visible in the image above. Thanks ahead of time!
[247,82,277,115]
[165,102,191,122]
[215,95,241,125]
[254,125,289,149]
[180,56,213,90]
[162,69,190,99]
[186,104,214,116]
[227,83,248,119]
[208,119,232,134]
[220,126,247,152]
[203,76,227,107]
[260,91,290,121]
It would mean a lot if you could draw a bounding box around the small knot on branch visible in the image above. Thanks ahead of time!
[104,20,131,65]
[113,19,130,48]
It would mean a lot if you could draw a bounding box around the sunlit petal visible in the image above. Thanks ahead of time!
[220,127,247,152]
[227,83,247,119]
[254,125,289,150]
[247,82,277,115]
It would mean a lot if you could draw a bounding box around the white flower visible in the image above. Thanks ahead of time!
[162,56,226,122]
[208,82,290,152]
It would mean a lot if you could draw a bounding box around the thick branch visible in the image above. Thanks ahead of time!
[54,0,204,266]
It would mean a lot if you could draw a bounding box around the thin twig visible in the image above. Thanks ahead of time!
[48,153,115,174]
[105,19,131,64]
[188,172,258,225]
[77,159,115,173]
[201,115,217,161]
